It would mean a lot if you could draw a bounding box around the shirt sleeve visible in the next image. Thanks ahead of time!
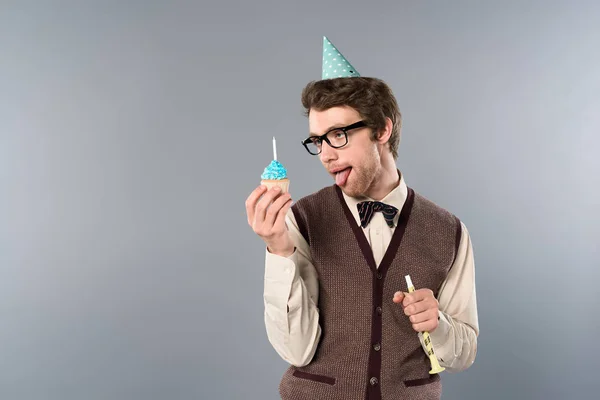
[420,221,479,372]
[263,208,321,367]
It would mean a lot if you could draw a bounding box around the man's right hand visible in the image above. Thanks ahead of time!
[245,185,294,257]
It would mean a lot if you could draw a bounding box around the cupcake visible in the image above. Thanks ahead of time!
[261,159,289,193]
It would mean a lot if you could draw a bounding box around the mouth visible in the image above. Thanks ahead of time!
[331,166,352,186]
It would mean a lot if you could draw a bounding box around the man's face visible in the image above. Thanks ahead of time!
[308,106,381,198]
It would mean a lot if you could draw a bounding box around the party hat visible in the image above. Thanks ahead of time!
[322,36,360,79]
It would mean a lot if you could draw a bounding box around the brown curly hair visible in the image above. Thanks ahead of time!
[301,77,402,159]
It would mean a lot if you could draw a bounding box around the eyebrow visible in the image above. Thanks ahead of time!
[308,124,346,137]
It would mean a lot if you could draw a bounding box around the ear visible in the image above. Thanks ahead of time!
[376,117,393,144]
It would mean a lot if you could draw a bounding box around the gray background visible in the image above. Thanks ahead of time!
[1,1,599,399]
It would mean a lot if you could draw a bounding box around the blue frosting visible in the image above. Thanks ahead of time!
[261,160,288,180]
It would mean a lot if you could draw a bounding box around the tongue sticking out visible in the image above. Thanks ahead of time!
[335,168,351,186]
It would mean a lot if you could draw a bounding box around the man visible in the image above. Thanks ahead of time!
[245,37,478,400]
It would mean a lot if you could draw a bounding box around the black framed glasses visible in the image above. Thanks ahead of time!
[301,120,367,155]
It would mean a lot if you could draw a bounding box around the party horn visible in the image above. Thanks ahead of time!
[405,275,445,374]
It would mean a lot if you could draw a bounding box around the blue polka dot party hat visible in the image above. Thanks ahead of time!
[322,36,360,79]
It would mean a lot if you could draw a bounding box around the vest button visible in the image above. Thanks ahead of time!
[376,306,382,315]
[376,272,382,279]
[370,377,378,386]
[373,343,381,351]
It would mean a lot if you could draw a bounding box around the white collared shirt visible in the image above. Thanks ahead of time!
[340,176,409,267]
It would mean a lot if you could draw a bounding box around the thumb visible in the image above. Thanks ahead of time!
[393,291,405,304]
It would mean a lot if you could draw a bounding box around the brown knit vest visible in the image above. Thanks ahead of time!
[279,184,461,400]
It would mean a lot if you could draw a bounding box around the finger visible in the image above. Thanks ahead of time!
[273,197,293,230]
[404,295,438,316]
[403,298,431,316]
[245,185,268,225]
[254,187,283,226]
[392,291,405,304]
[264,193,291,228]
[411,318,439,333]
[402,289,433,307]
[408,308,438,324]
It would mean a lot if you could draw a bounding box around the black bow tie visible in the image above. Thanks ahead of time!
[357,201,399,228]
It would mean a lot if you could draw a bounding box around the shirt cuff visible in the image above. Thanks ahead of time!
[418,311,451,361]
[264,247,299,311]
[429,311,452,358]
[265,247,298,277]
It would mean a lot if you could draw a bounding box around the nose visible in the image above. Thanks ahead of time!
[319,142,337,163]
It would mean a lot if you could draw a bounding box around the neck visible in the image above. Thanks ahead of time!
[365,154,399,201]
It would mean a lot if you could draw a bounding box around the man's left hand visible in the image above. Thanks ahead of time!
[393,289,439,333]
